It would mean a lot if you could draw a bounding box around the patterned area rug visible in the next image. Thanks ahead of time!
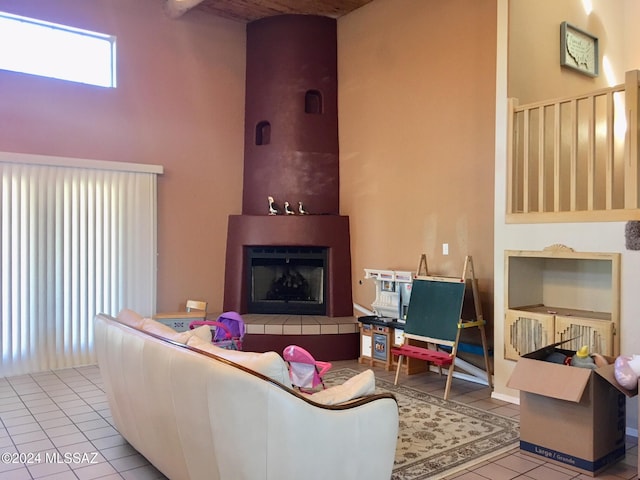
[324,369,520,480]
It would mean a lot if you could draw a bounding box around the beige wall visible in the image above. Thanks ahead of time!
[508,0,624,103]
[0,0,246,314]
[338,0,497,334]
[510,0,637,104]
[623,0,640,70]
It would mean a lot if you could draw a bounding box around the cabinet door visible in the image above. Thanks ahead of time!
[505,309,554,361]
[554,315,614,356]
[360,331,372,358]
[393,328,405,347]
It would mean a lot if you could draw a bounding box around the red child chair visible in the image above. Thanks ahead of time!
[282,345,332,391]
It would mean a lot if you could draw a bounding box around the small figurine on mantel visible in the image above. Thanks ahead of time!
[298,201,309,215]
[268,196,281,215]
[284,201,296,215]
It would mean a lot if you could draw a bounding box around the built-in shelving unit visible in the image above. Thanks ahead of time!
[504,245,620,360]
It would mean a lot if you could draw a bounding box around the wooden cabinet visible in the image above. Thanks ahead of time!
[504,246,620,360]
[505,307,554,361]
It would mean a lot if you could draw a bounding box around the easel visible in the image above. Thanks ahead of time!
[391,255,492,400]
[416,253,429,277]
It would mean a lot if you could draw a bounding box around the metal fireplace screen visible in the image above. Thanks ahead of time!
[247,246,327,315]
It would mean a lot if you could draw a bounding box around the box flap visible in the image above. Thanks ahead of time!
[508,356,592,402]
[521,339,575,360]
[595,363,638,397]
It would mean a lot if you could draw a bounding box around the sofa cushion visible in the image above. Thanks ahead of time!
[306,369,376,405]
[141,317,212,344]
[186,336,292,388]
[116,309,145,329]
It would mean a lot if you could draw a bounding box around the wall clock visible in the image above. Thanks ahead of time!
[560,22,598,77]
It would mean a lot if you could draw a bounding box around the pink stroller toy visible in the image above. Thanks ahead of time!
[283,345,332,391]
[189,311,246,350]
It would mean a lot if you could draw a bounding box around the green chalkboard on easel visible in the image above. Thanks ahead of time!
[404,278,465,343]
[392,255,493,399]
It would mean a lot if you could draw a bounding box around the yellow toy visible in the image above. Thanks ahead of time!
[570,346,597,370]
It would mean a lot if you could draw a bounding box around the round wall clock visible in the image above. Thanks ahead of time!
[560,21,599,77]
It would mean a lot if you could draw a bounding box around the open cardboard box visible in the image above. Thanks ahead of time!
[508,341,638,476]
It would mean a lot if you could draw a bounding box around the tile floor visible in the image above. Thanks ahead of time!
[338,360,639,480]
[0,360,637,480]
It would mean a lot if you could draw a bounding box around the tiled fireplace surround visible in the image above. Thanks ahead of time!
[222,15,357,359]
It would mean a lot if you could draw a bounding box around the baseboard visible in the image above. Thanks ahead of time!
[491,391,519,405]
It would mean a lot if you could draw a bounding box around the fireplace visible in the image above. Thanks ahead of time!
[223,214,352,317]
[247,246,327,315]
[222,15,353,317]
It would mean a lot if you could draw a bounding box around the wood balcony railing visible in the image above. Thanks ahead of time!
[507,70,640,223]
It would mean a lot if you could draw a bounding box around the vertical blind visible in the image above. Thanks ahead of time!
[0,153,161,377]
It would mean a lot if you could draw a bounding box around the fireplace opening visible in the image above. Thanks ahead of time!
[247,246,327,315]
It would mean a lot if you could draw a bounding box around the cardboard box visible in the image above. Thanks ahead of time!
[508,343,637,476]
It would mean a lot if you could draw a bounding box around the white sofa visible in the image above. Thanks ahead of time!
[94,312,399,480]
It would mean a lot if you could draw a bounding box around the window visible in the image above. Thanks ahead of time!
[0,11,116,88]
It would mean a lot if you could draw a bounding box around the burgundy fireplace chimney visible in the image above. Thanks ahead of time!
[223,15,353,317]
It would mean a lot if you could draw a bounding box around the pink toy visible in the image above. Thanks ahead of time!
[282,345,332,391]
[614,354,640,390]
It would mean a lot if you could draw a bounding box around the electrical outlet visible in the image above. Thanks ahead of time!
[442,243,449,255]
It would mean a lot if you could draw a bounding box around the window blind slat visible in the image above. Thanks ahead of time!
[0,158,158,376]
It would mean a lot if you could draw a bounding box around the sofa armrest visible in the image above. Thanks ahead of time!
[304,369,375,405]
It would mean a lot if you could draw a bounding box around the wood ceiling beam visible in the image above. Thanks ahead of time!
[163,0,374,23]
[164,0,206,18]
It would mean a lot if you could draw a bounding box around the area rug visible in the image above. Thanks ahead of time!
[324,369,520,480]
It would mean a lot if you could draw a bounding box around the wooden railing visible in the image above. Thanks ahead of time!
[507,70,640,222]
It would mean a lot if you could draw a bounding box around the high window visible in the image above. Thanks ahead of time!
[0,11,116,88]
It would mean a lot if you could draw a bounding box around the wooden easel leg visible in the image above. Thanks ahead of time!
[461,255,470,279]
[443,361,455,400]
[394,355,404,385]
[479,325,493,388]
[416,254,429,277]
[466,255,493,388]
